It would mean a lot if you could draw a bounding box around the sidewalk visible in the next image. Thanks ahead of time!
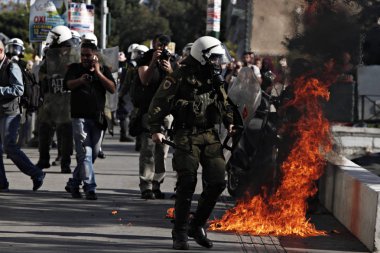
[0,131,370,253]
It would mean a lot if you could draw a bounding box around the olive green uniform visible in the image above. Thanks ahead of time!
[148,63,233,236]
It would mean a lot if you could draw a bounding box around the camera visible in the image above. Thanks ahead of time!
[84,74,93,81]
[263,70,276,83]
[159,49,171,61]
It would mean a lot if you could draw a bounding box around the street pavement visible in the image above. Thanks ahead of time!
[0,130,371,253]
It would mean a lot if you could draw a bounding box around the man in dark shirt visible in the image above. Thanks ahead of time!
[64,42,116,200]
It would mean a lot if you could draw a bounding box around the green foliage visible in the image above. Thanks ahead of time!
[0,0,217,56]
[0,9,29,42]
[118,5,170,52]
[101,0,207,53]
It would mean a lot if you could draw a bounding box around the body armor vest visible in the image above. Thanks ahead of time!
[173,72,222,129]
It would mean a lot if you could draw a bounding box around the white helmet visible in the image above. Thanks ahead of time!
[71,30,80,39]
[45,25,73,46]
[131,44,149,60]
[190,36,231,65]
[127,43,139,53]
[5,38,25,57]
[71,30,81,45]
[81,32,98,46]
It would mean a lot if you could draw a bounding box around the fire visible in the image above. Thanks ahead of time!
[210,76,332,237]
[166,207,175,219]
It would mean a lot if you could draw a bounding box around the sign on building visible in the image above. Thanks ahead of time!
[206,0,221,38]
[67,2,95,35]
[29,0,95,42]
[29,0,68,42]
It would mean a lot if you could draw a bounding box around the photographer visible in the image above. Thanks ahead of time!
[136,34,173,199]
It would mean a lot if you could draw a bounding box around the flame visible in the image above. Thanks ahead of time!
[166,207,175,219]
[210,76,332,237]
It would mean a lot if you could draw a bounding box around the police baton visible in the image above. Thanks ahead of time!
[162,139,192,154]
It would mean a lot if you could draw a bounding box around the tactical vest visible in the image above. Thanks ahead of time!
[173,70,224,129]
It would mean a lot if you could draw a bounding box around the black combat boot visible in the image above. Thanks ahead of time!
[172,229,189,250]
[172,177,195,250]
[187,189,223,249]
[187,222,213,248]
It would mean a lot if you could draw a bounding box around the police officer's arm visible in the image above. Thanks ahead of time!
[148,75,178,143]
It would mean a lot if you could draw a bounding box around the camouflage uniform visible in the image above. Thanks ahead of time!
[148,62,233,240]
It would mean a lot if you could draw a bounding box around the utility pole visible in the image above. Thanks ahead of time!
[100,0,108,49]
[245,0,252,52]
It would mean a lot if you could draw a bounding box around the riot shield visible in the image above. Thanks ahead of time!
[100,47,120,134]
[46,47,80,79]
[228,67,262,126]
[100,46,119,73]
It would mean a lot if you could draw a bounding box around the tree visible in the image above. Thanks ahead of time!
[93,0,207,53]
[0,9,29,43]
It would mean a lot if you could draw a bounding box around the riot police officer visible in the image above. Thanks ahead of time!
[148,36,235,250]
[36,25,77,173]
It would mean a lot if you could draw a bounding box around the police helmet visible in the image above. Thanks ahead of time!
[71,30,81,46]
[131,44,149,60]
[45,25,73,47]
[81,32,98,46]
[190,36,231,66]
[5,38,25,58]
[127,43,139,53]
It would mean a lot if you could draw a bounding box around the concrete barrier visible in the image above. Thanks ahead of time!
[332,125,380,159]
[319,154,380,252]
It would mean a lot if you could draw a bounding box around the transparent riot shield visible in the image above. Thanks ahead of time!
[100,47,120,134]
[228,67,262,126]
[100,46,119,73]
[46,47,81,79]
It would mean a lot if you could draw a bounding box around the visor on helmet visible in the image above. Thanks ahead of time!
[6,44,24,56]
[203,43,232,65]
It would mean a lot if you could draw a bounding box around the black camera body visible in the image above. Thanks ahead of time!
[160,49,171,61]
[84,74,93,81]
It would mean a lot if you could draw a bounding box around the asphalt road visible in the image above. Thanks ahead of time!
[0,130,370,253]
